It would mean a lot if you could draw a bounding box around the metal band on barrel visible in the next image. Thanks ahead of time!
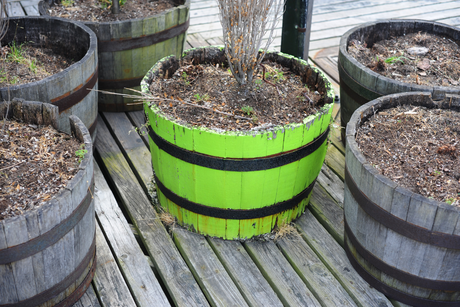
[0,180,94,265]
[344,223,460,307]
[1,233,96,307]
[98,19,190,52]
[154,174,315,220]
[148,126,329,172]
[345,165,460,249]
[51,69,98,114]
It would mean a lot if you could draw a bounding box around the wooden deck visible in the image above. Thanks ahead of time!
[3,1,459,306]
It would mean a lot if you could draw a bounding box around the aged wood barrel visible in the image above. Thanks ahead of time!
[0,99,96,306]
[0,17,98,138]
[142,46,334,240]
[79,0,190,112]
[344,92,460,307]
[338,19,460,138]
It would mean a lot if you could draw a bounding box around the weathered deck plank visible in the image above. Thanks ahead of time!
[297,210,394,307]
[207,238,284,307]
[276,234,357,307]
[244,241,322,307]
[93,161,153,307]
[173,229,249,307]
[95,115,209,307]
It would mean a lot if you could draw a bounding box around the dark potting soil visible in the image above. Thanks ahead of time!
[0,42,76,87]
[0,120,83,220]
[348,32,460,87]
[148,60,327,132]
[356,105,460,206]
[48,0,177,22]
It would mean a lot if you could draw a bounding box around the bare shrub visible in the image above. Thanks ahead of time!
[216,0,285,85]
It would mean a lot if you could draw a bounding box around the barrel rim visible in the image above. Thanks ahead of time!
[55,0,191,26]
[339,19,460,94]
[0,100,93,226]
[0,16,98,93]
[345,91,460,216]
[141,45,335,138]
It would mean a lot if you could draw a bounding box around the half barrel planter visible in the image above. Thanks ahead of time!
[1,17,98,138]
[0,99,95,306]
[344,92,460,307]
[72,0,190,112]
[338,19,460,138]
[142,46,334,240]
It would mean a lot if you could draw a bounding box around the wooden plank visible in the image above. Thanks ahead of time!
[317,164,344,205]
[73,285,101,307]
[92,160,170,307]
[244,240,322,307]
[95,115,209,307]
[207,238,284,307]
[22,4,39,16]
[297,210,394,307]
[276,234,357,307]
[310,47,340,84]
[101,112,153,195]
[5,1,25,16]
[325,143,345,180]
[173,228,249,307]
[186,32,211,48]
[126,111,149,147]
[309,183,345,247]
[92,163,139,307]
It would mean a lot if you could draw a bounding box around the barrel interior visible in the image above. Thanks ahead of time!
[2,18,89,65]
[344,92,460,306]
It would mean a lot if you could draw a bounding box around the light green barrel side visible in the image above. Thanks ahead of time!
[145,102,333,239]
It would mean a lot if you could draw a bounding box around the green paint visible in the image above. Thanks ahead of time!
[142,46,334,239]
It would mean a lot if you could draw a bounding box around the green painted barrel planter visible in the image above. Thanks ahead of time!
[0,99,95,306]
[344,92,460,307]
[338,19,460,139]
[142,46,334,240]
[42,0,190,112]
[0,17,98,138]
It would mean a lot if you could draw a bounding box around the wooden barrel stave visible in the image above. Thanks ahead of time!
[0,17,98,138]
[144,47,334,239]
[339,20,460,134]
[345,92,460,306]
[0,102,95,306]
[89,1,190,112]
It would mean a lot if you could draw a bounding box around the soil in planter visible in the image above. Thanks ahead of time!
[356,105,460,206]
[348,32,460,87]
[148,60,325,131]
[48,0,177,22]
[0,119,83,220]
[0,42,76,87]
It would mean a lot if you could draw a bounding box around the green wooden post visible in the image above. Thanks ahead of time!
[281,0,314,60]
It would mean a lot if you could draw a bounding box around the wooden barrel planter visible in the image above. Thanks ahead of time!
[0,99,95,306]
[40,0,190,112]
[344,92,460,307]
[142,46,334,240]
[0,17,98,138]
[338,19,460,138]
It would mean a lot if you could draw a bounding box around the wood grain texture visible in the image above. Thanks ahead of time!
[95,115,208,307]
[309,183,345,247]
[173,228,249,307]
[207,238,283,307]
[244,240,322,307]
[93,161,152,307]
[297,210,393,307]
[277,234,357,307]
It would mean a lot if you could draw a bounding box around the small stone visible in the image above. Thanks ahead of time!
[407,46,429,56]
[417,58,430,71]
